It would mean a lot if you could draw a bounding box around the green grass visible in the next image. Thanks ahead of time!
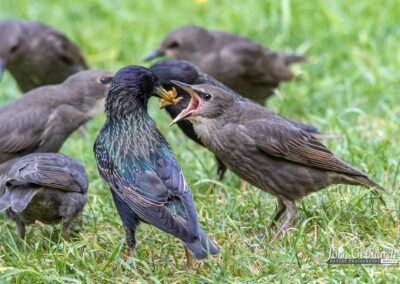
[0,0,399,282]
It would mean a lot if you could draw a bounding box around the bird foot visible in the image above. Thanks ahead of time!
[159,87,183,109]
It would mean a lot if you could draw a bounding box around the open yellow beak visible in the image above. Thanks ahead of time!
[169,81,201,126]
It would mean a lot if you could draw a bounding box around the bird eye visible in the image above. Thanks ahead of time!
[203,93,212,101]
[99,77,112,84]
[168,41,179,48]
[10,45,18,53]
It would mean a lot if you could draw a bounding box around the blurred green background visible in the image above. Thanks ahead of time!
[0,0,399,282]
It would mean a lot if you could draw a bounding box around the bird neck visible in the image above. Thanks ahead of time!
[105,89,150,121]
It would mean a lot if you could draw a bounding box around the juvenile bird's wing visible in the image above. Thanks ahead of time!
[220,43,298,85]
[0,106,50,163]
[94,141,199,242]
[7,153,88,193]
[238,120,366,176]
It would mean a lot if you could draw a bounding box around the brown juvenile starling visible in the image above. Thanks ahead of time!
[144,25,306,104]
[0,19,87,92]
[150,59,340,181]
[0,69,113,175]
[170,81,385,245]
[0,153,88,240]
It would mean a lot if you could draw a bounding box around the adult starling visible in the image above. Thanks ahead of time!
[150,59,340,180]
[144,25,306,104]
[170,82,385,245]
[93,65,219,267]
[0,19,87,92]
[0,69,113,175]
[0,153,88,240]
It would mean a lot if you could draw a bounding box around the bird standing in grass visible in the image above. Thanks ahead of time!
[144,25,306,104]
[0,69,113,175]
[150,59,340,181]
[0,19,87,92]
[93,65,219,268]
[0,153,88,240]
[170,82,385,245]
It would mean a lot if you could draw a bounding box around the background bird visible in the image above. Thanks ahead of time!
[150,59,340,181]
[0,69,113,175]
[0,19,87,93]
[170,82,385,245]
[144,25,306,104]
[94,65,219,268]
[0,153,88,240]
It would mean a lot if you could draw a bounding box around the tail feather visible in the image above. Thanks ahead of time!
[353,175,386,194]
[10,186,39,213]
[181,226,219,260]
[0,190,11,212]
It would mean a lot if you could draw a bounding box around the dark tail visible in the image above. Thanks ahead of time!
[181,226,219,260]
[283,54,307,65]
[353,176,386,194]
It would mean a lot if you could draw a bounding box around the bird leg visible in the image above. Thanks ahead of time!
[269,198,286,229]
[269,200,297,246]
[184,246,191,272]
[15,218,26,239]
[206,157,227,195]
[123,224,136,261]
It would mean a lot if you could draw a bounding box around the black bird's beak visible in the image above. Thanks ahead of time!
[169,81,201,126]
[0,59,5,81]
[143,49,164,62]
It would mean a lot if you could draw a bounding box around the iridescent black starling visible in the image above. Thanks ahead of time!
[170,82,385,245]
[0,153,88,240]
[93,65,219,267]
[150,59,340,180]
[0,19,87,92]
[0,69,113,175]
[144,25,306,104]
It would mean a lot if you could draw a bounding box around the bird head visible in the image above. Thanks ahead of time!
[105,65,177,117]
[143,26,212,62]
[0,19,24,81]
[149,59,200,87]
[62,69,114,117]
[169,81,235,126]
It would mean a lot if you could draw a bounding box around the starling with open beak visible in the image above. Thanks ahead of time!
[0,19,87,93]
[0,69,113,175]
[144,25,306,104]
[170,81,385,245]
[150,59,340,181]
[0,153,88,240]
[93,65,219,268]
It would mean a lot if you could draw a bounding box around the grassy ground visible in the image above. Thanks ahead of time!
[0,0,399,282]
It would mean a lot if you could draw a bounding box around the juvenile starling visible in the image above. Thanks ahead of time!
[0,19,87,92]
[170,82,385,245]
[0,153,88,240]
[0,69,113,174]
[144,25,306,104]
[93,65,219,266]
[150,59,340,180]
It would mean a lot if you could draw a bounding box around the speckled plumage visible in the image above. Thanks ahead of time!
[93,65,218,261]
[144,25,306,104]
[0,19,87,93]
[171,82,385,245]
[0,153,88,240]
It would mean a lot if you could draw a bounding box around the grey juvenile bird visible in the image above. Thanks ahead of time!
[144,25,306,104]
[170,82,385,245]
[0,69,113,175]
[0,19,87,92]
[0,153,88,240]
[94,65,218,268]
[150,59,340,180]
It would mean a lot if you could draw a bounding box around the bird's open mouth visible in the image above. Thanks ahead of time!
[169,81,201,126]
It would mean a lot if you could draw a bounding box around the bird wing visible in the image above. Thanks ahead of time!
[94,141,199,241]
[7,154,88,193]
[237,120,366,176]
[0,106,50,162]
[220,43,295,84]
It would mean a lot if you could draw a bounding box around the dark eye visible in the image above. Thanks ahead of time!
[10,45,18,53]
[168,41,179,48]
[99,77,112,84]
[203,93,212,101]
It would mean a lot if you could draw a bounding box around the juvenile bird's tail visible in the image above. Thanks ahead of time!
[353,175,386,194]
[181,226,219,260]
